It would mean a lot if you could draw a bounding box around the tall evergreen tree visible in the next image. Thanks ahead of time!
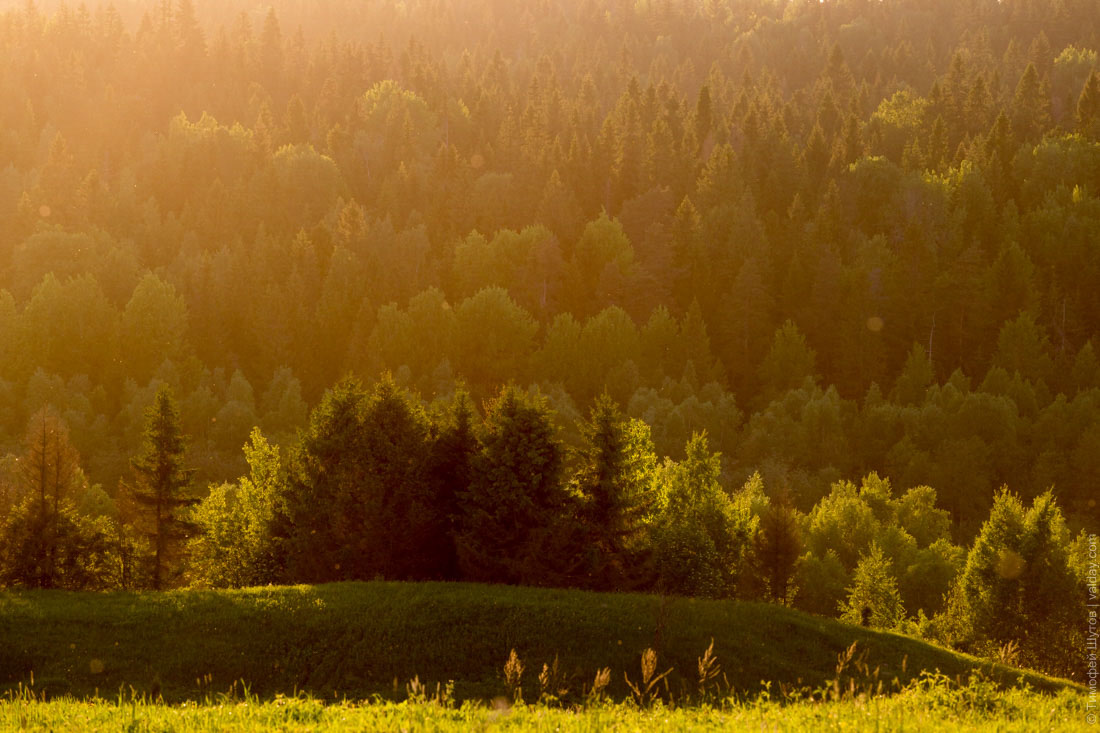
[456,386,571,585]
[426,390,481,579]
[276,376,438,582]
[275,378,368,583]
[570,394,656,590]
[1077,70,1100,137]
[126,385,195,590]
[752,493,803,604]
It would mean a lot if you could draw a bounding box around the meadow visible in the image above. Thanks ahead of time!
[0,581,1071,702]
[0,582,1088,730]
[0,679,1088,732]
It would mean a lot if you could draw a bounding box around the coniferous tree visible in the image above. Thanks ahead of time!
[276,376,438,582]
[758,320,817,401]
[126,385,195,590]
[570,394,656,590]
[426,390,481,579]
[1011,63,1051,142]
[456,386,571,585]
[1077,70,1100,137]
[752,493,803,604]
[0,409,113,589]
[275,378,367,583]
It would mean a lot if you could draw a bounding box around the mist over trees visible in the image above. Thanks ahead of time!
[0,0,1097,683]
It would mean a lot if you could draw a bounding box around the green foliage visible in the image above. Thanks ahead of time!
[188,428,284,588]
[277,377,442,583]
[758,320,817,399]
[569,395,657,590]
[944,489,1081,676]
[894,485,952,548]
[125,385,195,590]
[749,490,803,604]
[0,409,116,589]
[993,312,1054,387]
[0,494,115,590]
[452,288,538,391]
[804,479,881,569]
[456,387,572,585]
[121,273,189,380]
[794,550,850,617]
[0,0,1097,685]
[871,90,931,161]
[839,544,906,629]
[892,345,935,406]
[652,433,754,598]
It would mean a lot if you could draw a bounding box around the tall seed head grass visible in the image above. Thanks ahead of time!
[503,649,524,703]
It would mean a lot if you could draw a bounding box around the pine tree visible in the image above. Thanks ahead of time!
[126,385,195,590]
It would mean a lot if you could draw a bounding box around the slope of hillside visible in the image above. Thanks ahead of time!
[0,582,1072,702]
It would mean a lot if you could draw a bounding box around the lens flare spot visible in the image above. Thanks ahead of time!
[866,316,884,332]
[89,659,104,674]
[38,205,51,218]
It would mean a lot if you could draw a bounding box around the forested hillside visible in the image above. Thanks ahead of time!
[0,0,1096,681]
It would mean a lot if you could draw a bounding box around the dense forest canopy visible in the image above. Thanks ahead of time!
[0,0,1097,680]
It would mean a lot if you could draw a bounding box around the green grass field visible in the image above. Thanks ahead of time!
[0,689,1089,732]
[0,581,1074,706]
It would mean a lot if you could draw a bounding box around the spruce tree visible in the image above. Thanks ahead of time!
[456,386,571,585]
[1077,70,1100,136]
[753,494,803,604]
[275,378,368,583]
[570,394,656,590]
[127,385,195,590]
[427,390,480,579]
[276,376,437,583]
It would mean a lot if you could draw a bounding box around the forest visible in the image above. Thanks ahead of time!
[0,0,1097,684]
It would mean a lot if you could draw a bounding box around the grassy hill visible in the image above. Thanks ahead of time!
[0,582,1073,702]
